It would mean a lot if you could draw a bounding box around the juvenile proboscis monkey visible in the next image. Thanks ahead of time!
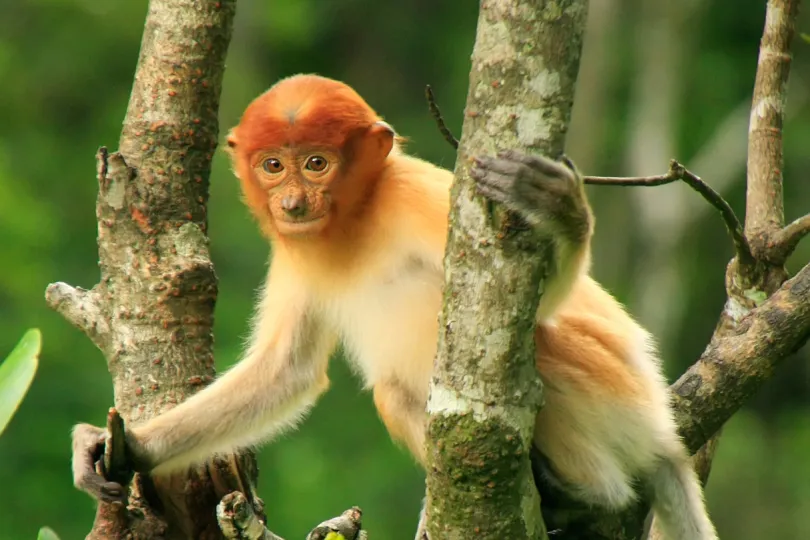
[73,74,717,540]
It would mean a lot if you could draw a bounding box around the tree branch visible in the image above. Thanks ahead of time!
[217,493,366,540]
[769,213,810,262]
[102,408,131,487]
[44,283,108,350]
[584,160,753,264]
[217,492,283,540]
[305,507,367,540]
[671,260,810,454]
[745,0,799,244]
[645,3,804,538]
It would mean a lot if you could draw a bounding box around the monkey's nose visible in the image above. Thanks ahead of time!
[281,195,307,217]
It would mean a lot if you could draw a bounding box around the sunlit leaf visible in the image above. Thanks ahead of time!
[37,527,60,540]
[0,329,41,436]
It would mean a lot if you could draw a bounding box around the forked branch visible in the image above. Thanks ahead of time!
[769,213,810,263]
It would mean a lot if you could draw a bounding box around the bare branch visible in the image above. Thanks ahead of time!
[218,492,283,540]
[102,408,130,487]
[306,507,367,540]
[217,493,366,540]
[745,0,800,240]
[424,85,459,149]
[671,260,810,454]
[44,283,108,349]
[585,160,754,265]
[769,213,810,262]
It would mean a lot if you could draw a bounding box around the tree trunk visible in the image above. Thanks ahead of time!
[424,1,588,538]
[45,1,255,538]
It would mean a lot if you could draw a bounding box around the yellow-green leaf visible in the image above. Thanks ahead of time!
[0,329,41,436]
[37,527,60,540]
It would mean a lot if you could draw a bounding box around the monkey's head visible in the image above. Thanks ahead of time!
[226,74,395,239]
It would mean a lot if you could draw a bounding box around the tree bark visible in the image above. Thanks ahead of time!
[424,1,588,538]
[45,1,253,538]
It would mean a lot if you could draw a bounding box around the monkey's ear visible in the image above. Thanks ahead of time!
[368,121,395,161]
[224,129,238,159]
[344,121,395,167]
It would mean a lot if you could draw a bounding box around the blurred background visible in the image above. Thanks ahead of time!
[1,0,809,538]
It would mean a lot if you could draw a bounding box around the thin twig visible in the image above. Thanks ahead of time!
[584,160,754,264]
[584,173,676,187]
[769,213,810,261]
[425,85,459,149]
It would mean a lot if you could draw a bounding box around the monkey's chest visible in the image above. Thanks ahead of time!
[326,265,442,397]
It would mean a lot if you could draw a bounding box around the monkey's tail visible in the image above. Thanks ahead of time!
[649,456,718,540]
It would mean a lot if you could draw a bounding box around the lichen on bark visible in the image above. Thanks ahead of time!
[424,1,589,538]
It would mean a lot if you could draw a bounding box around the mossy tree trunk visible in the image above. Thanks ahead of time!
[424,1,589,539]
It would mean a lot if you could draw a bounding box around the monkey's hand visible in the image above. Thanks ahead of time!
[470,150,591,242]
[71,423,127,503]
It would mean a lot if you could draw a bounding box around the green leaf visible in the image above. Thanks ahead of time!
[0,329,41,436]
[37,527,60,540]
[800,32,810,44]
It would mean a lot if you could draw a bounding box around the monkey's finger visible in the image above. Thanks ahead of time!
[496,150,573,179]
[100,480,126,503]
[72,426,106,480]
[497,151,580,192]
[470,166,506,190]
[472,155,524,177]
[471,162,515,188]
[473,181,510,206]
[76,472,126,504]
[72,445,102,488]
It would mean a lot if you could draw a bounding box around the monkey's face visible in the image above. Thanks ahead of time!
[249,147,341,237]
[226,74,395,239]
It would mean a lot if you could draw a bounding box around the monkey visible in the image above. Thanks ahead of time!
[71,74,717,540]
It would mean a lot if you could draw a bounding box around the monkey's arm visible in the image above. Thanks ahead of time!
[72,259,336,500]
[470,151,593,320]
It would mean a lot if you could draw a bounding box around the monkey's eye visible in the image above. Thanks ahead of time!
[305,156,328,172]
[262,158,284,174]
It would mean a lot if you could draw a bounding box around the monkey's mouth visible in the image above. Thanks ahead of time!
[275,215,329,236]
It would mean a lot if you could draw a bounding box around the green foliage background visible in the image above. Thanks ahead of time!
[0,1,809,539]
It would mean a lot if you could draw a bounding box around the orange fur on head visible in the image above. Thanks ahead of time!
[226,74,394,241]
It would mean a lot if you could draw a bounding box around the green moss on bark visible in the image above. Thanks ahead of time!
[427,415,532,539]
